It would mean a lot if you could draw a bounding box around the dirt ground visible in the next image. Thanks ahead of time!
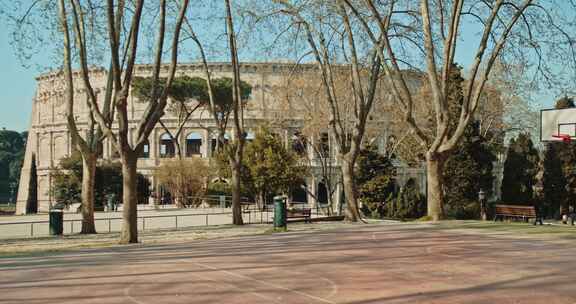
[1,222,576,303]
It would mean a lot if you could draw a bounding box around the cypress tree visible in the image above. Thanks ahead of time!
[543,143,566,217]
[501,133,540,204]
[442,64,496,219]
[542,96,576,217]
[26,154,38,213]
[444,122,496,218]
[356,145,396,218]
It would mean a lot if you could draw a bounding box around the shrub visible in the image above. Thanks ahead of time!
[357,145,396,218]
[155,158,209,207]
[52,153,150,209]
[444,121,496,219]
[445,199,480,220]
[386,179,426,220]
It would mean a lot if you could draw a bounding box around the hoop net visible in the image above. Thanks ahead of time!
[552,134,572,143]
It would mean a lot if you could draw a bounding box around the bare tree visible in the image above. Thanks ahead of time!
[155,158,209,207]
[341,0,576,220]
[224,0,246,225]
[272,70,343,215]
[269,1,383,222]
[66,0,190,243]
[57,0,111,234]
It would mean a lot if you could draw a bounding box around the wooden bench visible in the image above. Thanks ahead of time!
[494,204,543,225]
[287,208,312,223]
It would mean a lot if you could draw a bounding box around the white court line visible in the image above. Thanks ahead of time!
[123,264,284,304]
[191,261,337,304]
[282,269,339,300]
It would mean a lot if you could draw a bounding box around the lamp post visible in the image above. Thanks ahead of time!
[478,189,486,221]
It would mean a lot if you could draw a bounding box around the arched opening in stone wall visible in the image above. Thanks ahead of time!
[210,133,230,156]
[317,181,328,205]
[159,133,175,158]
[139,139,150,159]
[291,131,307,156]
[317,132,330,158]
[245,131,255,144]
[291,183,308,203]
[185,132,202,157]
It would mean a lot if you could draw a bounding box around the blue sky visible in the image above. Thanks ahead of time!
[0,26,35,132]
[0,3,569,133]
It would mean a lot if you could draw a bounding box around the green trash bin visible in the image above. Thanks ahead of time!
[273,196,287,231]
[49,203,65,236]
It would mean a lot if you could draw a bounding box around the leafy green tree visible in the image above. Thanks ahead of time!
[542,143,567,217]
[387,178,426,220]
[215,127,307,209]
[133,76,209,158]
[52,153,150,211]
[444,122,496,219]
[243,127,307,209]
[501,133,540,204]
[356,145,396,218]
[132,76,252,154]
[0,130,26,203]
[555,96,575,109]
[51,153,82,206]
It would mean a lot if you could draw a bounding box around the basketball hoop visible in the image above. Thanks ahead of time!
[552,134,572,143]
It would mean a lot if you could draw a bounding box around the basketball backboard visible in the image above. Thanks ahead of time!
[541,108,576,142]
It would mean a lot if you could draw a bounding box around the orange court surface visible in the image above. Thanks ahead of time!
[1,223,576,304]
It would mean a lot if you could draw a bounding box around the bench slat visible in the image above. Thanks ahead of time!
[287,208,311,222]
[495,204,537,218]
[494,204,543,225]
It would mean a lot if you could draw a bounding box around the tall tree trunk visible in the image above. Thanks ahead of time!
[174,140,185,208]
[333,181,342,216]
[256,190,265,211]
[230,160,244,225]
[120,154,138,243]
[341,155,361,222]
[426,151,446,221]
[326,187,333,216]
[176,166,185,208]
[175,140,183,160]
[80,153,97,234]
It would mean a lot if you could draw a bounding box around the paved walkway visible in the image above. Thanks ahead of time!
[1,223,576,303]
[0,208,273,238]
[0,208,233,223]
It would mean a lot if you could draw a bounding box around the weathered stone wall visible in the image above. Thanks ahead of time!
[16,62,394,214]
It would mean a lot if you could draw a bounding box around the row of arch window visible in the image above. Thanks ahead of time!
[138,133,239,159]
[112,131,331,159]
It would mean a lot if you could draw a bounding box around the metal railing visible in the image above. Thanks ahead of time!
[0,209,273,239]
[153,195,251,209]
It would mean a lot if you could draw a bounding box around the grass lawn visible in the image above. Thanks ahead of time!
[431,220,576,240]
[2,219,575,257]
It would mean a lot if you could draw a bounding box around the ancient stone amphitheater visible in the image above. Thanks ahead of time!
[15,62,424,214]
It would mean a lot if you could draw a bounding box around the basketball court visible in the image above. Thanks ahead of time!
[1,223,576,303]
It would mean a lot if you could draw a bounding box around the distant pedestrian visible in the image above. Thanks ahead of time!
[107,193,116,212]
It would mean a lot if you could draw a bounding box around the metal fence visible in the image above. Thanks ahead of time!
[0,208,274,239]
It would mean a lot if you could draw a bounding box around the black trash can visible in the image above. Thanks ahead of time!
[273,196,287,231]
[49,203,65,236]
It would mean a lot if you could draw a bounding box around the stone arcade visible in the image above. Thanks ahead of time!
[15,62,426,214]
